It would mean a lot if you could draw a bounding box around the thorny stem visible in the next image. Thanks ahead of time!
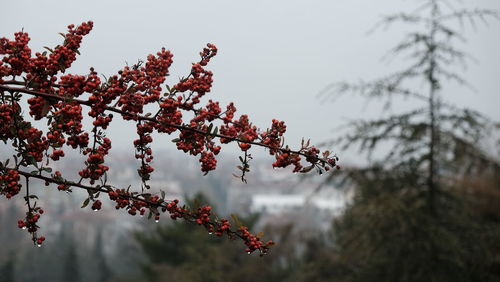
[24,175,37,245]
[12,167,259,247]
[0,84,334,167]
[136,120,149,191]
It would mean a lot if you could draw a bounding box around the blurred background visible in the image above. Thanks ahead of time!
[1,0,500,281]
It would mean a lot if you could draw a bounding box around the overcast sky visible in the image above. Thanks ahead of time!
[2,0,499,164]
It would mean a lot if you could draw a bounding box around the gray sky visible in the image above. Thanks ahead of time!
[2,0,499,163]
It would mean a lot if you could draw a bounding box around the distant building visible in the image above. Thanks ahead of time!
[250,192,346,216]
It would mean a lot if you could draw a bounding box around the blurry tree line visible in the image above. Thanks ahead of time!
[0,193,321,282]
[0,206,112,282]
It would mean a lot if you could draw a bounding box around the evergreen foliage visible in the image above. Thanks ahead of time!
[317,0,500,281]
[134,193,296,282]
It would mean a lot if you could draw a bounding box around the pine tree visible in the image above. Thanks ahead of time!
[318,1,500,281]
[322,0,500,198]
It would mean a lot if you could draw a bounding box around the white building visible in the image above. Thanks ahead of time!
[250,190,348,216]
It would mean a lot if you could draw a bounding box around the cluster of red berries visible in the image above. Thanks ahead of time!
[0,168,21,199]
[18,207,45,244]
[13,118,48,164]
[191,206,233,238]
[261,119,287,154]
[51,102,84,138]
[272,152,303,172]
[45,22,93,75]
[18,215,45,246]
[219,114,259,152]
[174,63,213,96]
[66,132,89,149]
[105,188,273,253]
[0,103,19,140]
[214,219,231,236]
[50,149,65,161]
[199,151,217,173]
[134,122,155,180]
[17,219,26,229]
[57,74,88,97]
[36,236,46,247]
[174,127,220,173]
[94,184,273,253]
[238,226,275,255]
[107,189,159,217]
[305,147,320,163]
[173,43,217,101]
[190,99,221,123]
[156,97,183,133]
[23,22,93,121]
[79,136,111,184]
[108,190,127,207]
[199,43,218,66]
[116,48,173,117]
[163,199,184,220]
[0,31,31,78]
[195,205,212,226]
[46,129,66,149]
[8,21,335,178]
[28,96,52,120]
[0,21,340,253]
[87,76,122,117]
[91,200,102,211]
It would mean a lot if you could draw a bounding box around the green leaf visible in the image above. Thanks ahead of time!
[81,198,90,208]
[43,46,54,53]
[27,155,38,167]
[301,165,315,173]
[206,123,213,135]
[230,214,243,227]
